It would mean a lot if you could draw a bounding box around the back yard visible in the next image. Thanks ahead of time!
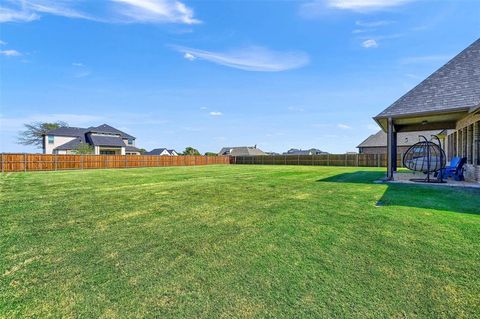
[1,165,479,318]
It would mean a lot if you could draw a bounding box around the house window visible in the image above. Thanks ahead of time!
[100,150,116,155]
[48,136,54,144]
[128,139,133,145]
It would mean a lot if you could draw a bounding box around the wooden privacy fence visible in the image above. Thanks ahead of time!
[232,153,405,168]
[0,154,229,173]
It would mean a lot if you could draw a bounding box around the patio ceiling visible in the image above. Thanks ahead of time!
[375,109,470,132]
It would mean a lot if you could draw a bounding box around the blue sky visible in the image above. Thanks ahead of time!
[1,0,479,154]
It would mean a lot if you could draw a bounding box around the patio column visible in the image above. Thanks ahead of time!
[386,117,397,180]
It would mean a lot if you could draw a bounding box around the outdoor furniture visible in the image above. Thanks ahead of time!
[441,157,467,181]
[403,135,446,183]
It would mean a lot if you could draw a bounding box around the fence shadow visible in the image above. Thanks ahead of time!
[317,171,480,215]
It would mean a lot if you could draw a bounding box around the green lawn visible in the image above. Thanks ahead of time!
[1,165,479,318]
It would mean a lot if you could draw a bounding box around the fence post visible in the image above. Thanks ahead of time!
[356,154,359,167]
[81,155,83,170]
[284,155,287,165]
[1,153,3,174]
[24,153,27,172]
[345,154,347,166]
[327,154,329,166]
[55,155,58,171]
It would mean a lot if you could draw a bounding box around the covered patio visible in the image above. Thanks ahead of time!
[374,38,480,183]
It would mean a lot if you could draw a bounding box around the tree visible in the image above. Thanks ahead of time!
[182,147,200,155]
[17,121,68,148]
[138,148,147,155]
[75,143,94,154]
[204,152,218,156]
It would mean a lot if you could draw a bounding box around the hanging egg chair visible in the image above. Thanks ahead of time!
[402,135,446,183]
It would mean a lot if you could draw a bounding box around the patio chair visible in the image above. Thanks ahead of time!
[440,157,467,181]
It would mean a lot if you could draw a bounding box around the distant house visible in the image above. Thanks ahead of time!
[357,130,443,155]
[43,124,141,155]
[145,148,178,156]
[218,146,267,156]
[283,148,328,155]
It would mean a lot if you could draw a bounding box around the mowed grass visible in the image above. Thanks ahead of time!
[1,165,479,318]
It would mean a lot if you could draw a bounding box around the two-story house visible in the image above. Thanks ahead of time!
[43,124,141,155]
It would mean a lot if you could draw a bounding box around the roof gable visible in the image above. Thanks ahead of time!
[145,148,169,155]
[376,38,480,119]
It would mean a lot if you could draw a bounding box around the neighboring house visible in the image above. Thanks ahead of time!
[375,38,480,182]
[218,146,267,156]
[145,148,178,156]
[43,124,142,155]
[283,148,328,155]
[357,130,443,155]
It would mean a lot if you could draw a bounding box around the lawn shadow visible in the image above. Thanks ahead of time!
[318,171,480,215]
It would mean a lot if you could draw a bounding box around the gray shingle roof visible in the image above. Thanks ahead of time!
[357,130,443,148]
[145,148,177,155]
[89,124,135,139]
[376,38,480,119]
[145,148,168,155]
[54,138,84,150]
[88,135,126,147]
[46,124,135,139]
[45,126,88,138]
[218,146,267,156]
[283,148,328,155]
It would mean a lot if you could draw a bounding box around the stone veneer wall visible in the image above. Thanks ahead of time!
[464,164,480,183]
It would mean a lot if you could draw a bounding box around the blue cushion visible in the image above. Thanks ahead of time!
[447,156,461,168]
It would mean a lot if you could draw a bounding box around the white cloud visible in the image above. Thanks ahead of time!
[173,45,310,72]
[327,0,411,11]
[352,29,369,34]
[356,20,395,27]
[300,0,411,16]
[200,106,208,110]
[0,49,21,56]
[0,40,6,45]
[0,6,39,23]
[183,52,196,61]
[28,2,94,20]
[209,112,222,116]
[362,39,378,48]
[337,124,352,130]
[111,0,200,24]
[71,62,91,78]
[0,0,200,25]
